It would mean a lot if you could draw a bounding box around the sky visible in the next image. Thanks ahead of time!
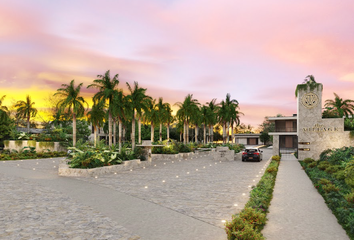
[1,0,354,127]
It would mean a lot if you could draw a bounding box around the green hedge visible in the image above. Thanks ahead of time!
[225,158,280,240]
[301,156,354,239]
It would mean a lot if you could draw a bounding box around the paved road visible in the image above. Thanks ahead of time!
[0,149,272,240]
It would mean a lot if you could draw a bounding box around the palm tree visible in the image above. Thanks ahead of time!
[200,105,209,144]
[87,100,105,147]
[126,81,152,149]
[175,94,200,143]
[156,97,169,141]
[218,100,229,143]
[191,106,202,143]
[325,93,354,118]
[15,95,38,133]
[112,90,127,152]
[144,99,159,142]
[0,95,9,121]
[206,98,218,143]
[224,93,239,143]
[165,104,174,141]
[54,80,87,146]
[229,103,243,143]
[88,70,119,146]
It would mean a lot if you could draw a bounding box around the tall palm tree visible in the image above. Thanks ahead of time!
[87,100,105,147]
[54,80,87,146]
[206,98,218,143]
[126,81,152,149]
[325,93,354,118]
[175,94,200,144]
[0,95,9,121]
[144,99,159,142]
[218,100,229,143]
[112,90,127,152]
[200,105,209,144]
[157,97,169,141]
[191,106,202,143]
[224,93,239,143]
[165,104,174,141]
[229,103,243,143]
[15,95,38,133]
[88,70,119,146]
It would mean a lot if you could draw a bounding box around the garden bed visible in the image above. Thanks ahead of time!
[59,159,151,177]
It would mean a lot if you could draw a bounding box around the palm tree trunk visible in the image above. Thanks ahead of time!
[73,113,77,147]
[180,132,182,142]
[203,125,206,144]
[183,121,186,144]
[132,110,136,150]
[27,116,30,133]
[138,117,141,144]
[151,122,154,142]
[223,123,226,143]
[230,123,234,143]
[195,125,198,143]
[187,121,189,143]
[118,118,122,153]
[210,125,213,143]
[93,125,97,147]
[113,119,116,145]
[108,110,112,146]
[159,123,162,142]
[227,121,230,143]
[123,125,126,142]
[167,123,170,141]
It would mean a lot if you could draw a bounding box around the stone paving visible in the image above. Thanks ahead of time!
[0,171,139,240]
[75,150,272,227]
[0,149,272,239]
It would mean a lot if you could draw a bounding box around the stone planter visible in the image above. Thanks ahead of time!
[58,159,149,177]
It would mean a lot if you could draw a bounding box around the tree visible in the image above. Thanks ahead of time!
[87,100,105,147]
[88,70,120,147]
[165,104,174,141]
[260,132,271,145]
[144,99,159,142]
[206,98,218,143]
[175,94,200,143]
[229,103,243,143]
[324,93,354,118]
[126,81,152,149]
[54,80,87,147]
[200,105,209,143]
[224,93,240,143]
[112,90,127,152]
[217,100,229,143]
[156,97,169,141]
[190,106,202,143]
[15,95,38,133]
[0,95,9,121]
[295,75,322,97]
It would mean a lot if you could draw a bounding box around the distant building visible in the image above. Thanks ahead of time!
[234,133,263,145]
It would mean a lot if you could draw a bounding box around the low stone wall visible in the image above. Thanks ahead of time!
[4,140,66,153]
[59,159,151,177]
[213,147,235,161]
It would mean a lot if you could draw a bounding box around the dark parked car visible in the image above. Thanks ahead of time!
[242,148,263,162]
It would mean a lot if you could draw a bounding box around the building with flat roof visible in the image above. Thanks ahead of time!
[269,82,354,160]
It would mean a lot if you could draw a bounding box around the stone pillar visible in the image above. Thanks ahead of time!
[272,135,279,156]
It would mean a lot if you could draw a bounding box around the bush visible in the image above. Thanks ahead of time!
[322,183,339,193]
[345,160,354,188]
[225,217,265,240]
[344,192,354,205]
[308,162,317,168]
[303,158,315,163]
[325,165,342,174]
[271,155,280,161]
[333,170,346,180]
[266,166,277,174]
[239,207,266,231]
[318,161,330,170]
[318,178,331,185]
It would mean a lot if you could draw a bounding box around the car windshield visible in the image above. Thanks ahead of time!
[245,149,258,152]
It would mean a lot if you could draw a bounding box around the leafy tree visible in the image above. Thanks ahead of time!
[54,80,88,147]
[206,98,218,142]
[112,90,127,152]
[175,94,200,143]
[126,81,152,149]
[15,95,38,133]
[324,93,354,118]
[144,99,159,142]
[88,70,120,147]
[0,95,9,121]
[260,132,271,145]
[156,97,170,141]
[87,100,106,147]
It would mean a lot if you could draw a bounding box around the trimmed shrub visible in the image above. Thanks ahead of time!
[325,165,341,174]
[318,178,331,186]
[322,183,339,193]
[344,192,354,205]
[333,170,346,180]
[318,161,330,170]
[304,158,315,163]
[239,207,266,231]
[225,217,265,240]
[308,162,317,168]
[345,160,354,188]
[271,155,280,161]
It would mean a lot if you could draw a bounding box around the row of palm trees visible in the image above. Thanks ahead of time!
[52,70,244,151]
